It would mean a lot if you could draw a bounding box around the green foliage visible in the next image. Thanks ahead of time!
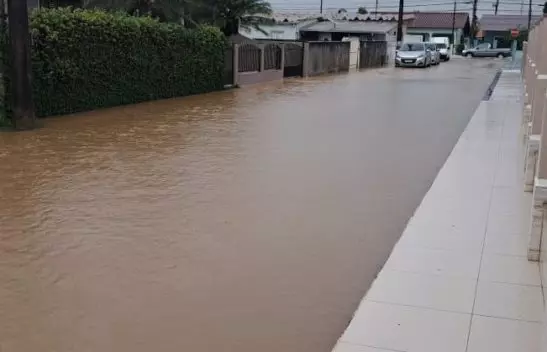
[83,0,272,35]
[30,7,226,117]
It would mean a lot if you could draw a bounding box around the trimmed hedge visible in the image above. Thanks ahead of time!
[30,8,226,117]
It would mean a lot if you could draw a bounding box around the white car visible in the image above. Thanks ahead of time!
[432,38,451,61]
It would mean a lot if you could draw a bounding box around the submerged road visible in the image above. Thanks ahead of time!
[0,58,502,352]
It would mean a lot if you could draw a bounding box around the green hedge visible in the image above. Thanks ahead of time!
[30,8,226,117]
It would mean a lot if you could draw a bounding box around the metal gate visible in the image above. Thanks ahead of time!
[283,43,303,77]
[359,41,388,69]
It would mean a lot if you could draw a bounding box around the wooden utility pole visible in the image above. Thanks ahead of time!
[396,0,404,43]
[451,0,457,51]
[7,0,35,130]
[320,0,323,14]
[471,0,479,41]
[494,0,500,14]
[528,0,533,31]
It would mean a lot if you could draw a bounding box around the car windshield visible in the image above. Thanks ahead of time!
[436,43,447,49]
[400,43,425,51]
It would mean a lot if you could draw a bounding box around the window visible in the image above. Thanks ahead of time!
[400,43,425,51]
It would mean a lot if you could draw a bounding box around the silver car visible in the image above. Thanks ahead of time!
[426,42,441,65]
[395,43,431,68]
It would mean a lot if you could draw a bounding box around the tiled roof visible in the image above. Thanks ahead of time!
[300,21,398,34]
[411,12,469,29]
[479,14,542,31]
[265,11,414,24]
[372,11,469,29]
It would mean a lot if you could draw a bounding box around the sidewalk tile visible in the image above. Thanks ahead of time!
[384,247,481,279]
[467,316,541,352]
[474,281,543,322]
[366,270,476,313]
[396,229,484,253]
[486,211,530,237]
[340,301,469,352]
[333,342,404,352]
[484,232,530,257]
[479,253,541,286]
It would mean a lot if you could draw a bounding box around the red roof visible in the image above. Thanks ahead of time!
[412,12,469,29]
[373,11,470,29]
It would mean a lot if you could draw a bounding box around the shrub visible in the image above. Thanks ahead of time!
[30,8,227,117]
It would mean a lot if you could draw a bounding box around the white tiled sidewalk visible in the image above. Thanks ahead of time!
[333,70,543,352]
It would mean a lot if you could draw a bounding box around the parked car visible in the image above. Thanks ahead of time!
[462,43,511,58]
[432,37,451,61]
[395,43,432,68]
[426,42,441,65]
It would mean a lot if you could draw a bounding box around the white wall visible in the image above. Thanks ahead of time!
[240,21,315,40]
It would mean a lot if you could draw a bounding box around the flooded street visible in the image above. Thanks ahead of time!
[0,59,501,352]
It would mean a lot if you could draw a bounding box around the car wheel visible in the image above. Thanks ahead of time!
[497,53,504,59]
[466,52,473,58]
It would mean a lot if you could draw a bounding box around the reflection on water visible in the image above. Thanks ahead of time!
[0,63,497,352]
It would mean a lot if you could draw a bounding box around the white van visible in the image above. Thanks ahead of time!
[432,37,451,61]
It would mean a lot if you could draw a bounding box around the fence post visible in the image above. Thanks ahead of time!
[233,43,239,87]
[259,44,265,72]
[302,42,310,77]
[280,44,285,71]
[522,41,528,76]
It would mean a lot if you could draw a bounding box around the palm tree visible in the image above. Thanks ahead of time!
[194,0,272,35]
[83,0,272,33]
[83,0,188,23]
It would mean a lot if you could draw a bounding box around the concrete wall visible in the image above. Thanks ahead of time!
[344,37,360,70]
[240,21,315,40]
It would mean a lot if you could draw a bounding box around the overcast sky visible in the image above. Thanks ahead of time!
[270,0,544,16]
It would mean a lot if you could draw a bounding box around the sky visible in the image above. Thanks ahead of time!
[269,0,545,16]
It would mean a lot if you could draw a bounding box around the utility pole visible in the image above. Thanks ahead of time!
[528,0,533,31]
[375,0,379,18]
[320,0,323,14]
[451,0,456,53]
[471,0,479,44]
[494,0,500,14]
[7,0,35,130]
[397,0,404,43]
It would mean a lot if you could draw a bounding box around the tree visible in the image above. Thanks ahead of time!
[357,6,368,14]
[337,8,347,14]
[84,0,272,34]
[190,0,272,35]
[84,0,190,23]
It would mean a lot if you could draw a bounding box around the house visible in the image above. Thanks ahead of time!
[479,14,542,48]
[373,11,471,46]
[299,20,399,65]
[239,13,318,40]
[239,11,409,41]
[299,20,398,42]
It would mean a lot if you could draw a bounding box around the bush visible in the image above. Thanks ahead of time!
[30,8,227,117]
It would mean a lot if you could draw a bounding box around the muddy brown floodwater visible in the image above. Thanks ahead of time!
[0,59,501,352]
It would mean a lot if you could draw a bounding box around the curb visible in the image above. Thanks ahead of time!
[483,69,502,101]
